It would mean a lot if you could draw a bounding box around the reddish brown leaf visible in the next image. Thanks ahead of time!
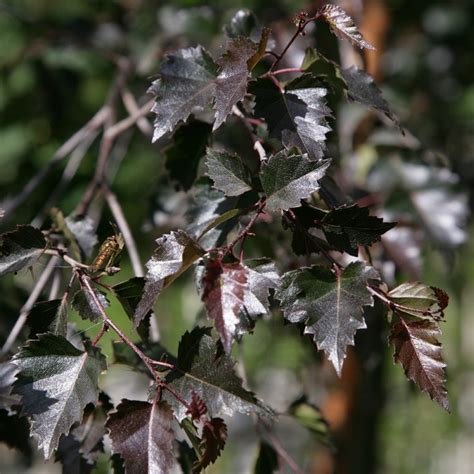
[390,317,450,411]
[106,399,177,474]
[187,392,208,421]
[202,259,248,354]
[193,418,227,473]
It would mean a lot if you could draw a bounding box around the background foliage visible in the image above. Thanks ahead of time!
[0,0,473,473]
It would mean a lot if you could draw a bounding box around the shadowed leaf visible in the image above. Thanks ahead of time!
[0,362,21,411]
[107,399,176,474]
[254,440,278,474]
[72,289,109,323]
[12,334,106,459]
[193,418,227,473]
[276,262,379,375]
[390,317,449,411]
[27,299,68,337]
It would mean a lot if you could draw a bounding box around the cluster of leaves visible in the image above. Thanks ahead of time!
[0,4,461,472]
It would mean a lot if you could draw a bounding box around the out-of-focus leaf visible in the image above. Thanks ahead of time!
[250,75,332,161]
[202,259,248,354]
[165,121,212,191]
[196,208,243,242]
[12,334,106,459]
[254,440,278,474]
[106,399,176,474]
[0,362,21,411]
[387,282,449,321]
[193,418,227,473]
[26,299,68,337]
[224,9,258,38]
[50,208,82,262]
[205,149,253,197]
[319,4,375,50]
[340,66,399,126]
[0,225,45,276]
[389,317,449,411]
[148,46,217,142]
[276,262,379,375]
[72,288,109,323]
[177,440,198,474]
[134,230,204,326]
[65,216,97,258]
[298,203,396,256]
[56,433,94,474]
[260,150,330,212]
[214,37,258,130]
[164,327,273,421]
[0,410,32,464]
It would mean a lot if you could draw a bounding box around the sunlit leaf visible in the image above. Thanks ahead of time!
[319,4,375,50]
[0,225,46,277]
[12,334,106,458]
[65,215,97,258]
[260,150,330,212]
[107,399,176,474]
[390,317,449,411]
[276,262,379,375]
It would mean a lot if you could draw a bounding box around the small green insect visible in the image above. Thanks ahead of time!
[89,226,124,274]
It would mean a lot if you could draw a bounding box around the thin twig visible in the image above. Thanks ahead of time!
[121,89,153,138]
[1,256,59,356]
[270,67,305,76]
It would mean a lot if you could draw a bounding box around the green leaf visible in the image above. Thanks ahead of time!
[387,282,449,321]
[390,317,449,411]
[50,208,82,262]
[276,262,379,375]
[0,225,46,276]
[165,121,212,190]
[164,327,273,421]
[319,4,375,50]
[340,66,399,126]
[134,230,204,326]
[12,334,106,458]
[299,203,396,256]
[260,150,330,212]
[148,46,217,142]
[106,399,177,474]
[214,37,258,130]
[26,299,68,337]
[250,75,332,161]
[205,148,253,197]
[196,208,243,242]
[72,288,109,323]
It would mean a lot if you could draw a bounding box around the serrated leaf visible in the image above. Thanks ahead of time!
[107,399,176,474]
[387,282,448,321]
[65,215,97,258]
[205,148,253,197]
[165,121,212,190]
[202,259,248,354]
[148,46,218,142]
[164,327,273,421]
[319,4,375,50]
[260,150,330,212]
[305,203,396,256]
[27,298,68,337]
[0,225,46,276]
[389,317,449,411]
[134,230,204,326]
[193,418,227,473]
[214,37,258,130]
[0,362,21,411]
[276,262,379,375]
[340,66,399,125]
[12,334,106,458]
[72,288,109,323]
[250,75,332,161]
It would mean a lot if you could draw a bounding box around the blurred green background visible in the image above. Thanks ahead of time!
[0,0,473,473]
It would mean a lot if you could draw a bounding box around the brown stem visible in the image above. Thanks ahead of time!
[92,322,109,346]
[269,67,305,76]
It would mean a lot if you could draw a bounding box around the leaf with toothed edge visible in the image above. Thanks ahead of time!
[163,327,273,422]
[276,262,379,376]
[72,289,109,323]
[193,418,227,473]
[201,259,248,354]
[319,4,375,50]
[148,46,218,142]
[260,150,330,212]
[12,334,106,459]
[390,317,449,411]
[106,399,177,474]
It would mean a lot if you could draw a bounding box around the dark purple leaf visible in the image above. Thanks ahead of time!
[193,418,227,473]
